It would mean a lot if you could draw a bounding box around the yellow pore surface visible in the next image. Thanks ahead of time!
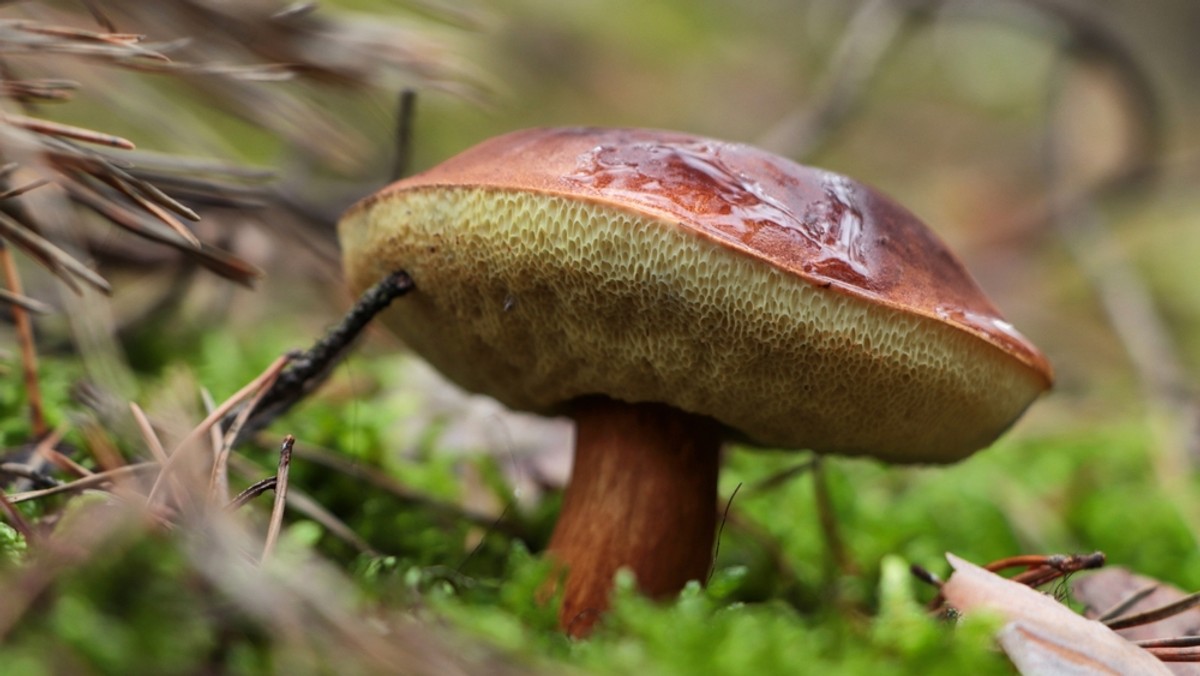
[340,187,1046,463]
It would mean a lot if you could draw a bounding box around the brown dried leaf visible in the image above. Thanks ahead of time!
[943,553,1171,675]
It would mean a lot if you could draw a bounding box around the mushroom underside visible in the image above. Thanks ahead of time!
[341,187,1047,463]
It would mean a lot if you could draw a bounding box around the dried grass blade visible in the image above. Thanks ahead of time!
[282,489,376,556]
[123,171,268,209]
[209,363,286,504]
[0,79,78,102]
[61,174,179,243]
[6,113,135,149]
[79,421,126,473]
[261,435,295,564]
[4,463,157,503]
[12,21,169,61]
[227,476,276,511]
[99,175,200,246]
[228,454,377,556]
[289,441,519,535]
[0,178,50,199]
[0,287,52,314]
[16,23,145,45]
[200,388,223,463]
[145,355,291,507]
[129,403,170,465]
[86,159,203,222]
[125,189,200,247]
[62,176,261,285]
[0,210,109,293]
[130,402,198,510]
[2,242,46,435]
[119,151,274,181]
[115,59,295,81]
[0,489,34,541]
[119,173,200,222]
[33,425,91,478]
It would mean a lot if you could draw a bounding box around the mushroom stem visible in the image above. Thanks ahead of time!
[548,397,721,636]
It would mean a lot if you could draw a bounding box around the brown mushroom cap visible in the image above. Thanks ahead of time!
[340,127,1051,463]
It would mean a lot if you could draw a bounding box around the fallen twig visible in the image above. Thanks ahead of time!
[227,271,416,445]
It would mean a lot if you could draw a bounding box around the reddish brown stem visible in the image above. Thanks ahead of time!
[1,243,46,437]
[547,398,721,637]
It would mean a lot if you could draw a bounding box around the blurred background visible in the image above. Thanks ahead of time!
[18,0,1196,423]
[6,0,1200,584]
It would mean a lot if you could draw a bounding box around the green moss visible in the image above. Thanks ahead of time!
[4,339,1182,674]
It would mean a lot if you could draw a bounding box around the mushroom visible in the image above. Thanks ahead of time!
[338,127,1052,636]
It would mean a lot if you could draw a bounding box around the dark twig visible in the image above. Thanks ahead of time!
[456,503,511,573]
[747,458,816,494]
[261,435,295,563]
[1007,553,1106,588]
[813,458,858,577]
[229,271,416,444]
[391,88,417,181]
[1105,591,1200,631]
[228,476,276,511]
[1135,636,1200,649]
[708,482,742,584]
[1096,582,1161,623]
[1144,646,1200,663]
[910,564,944,589]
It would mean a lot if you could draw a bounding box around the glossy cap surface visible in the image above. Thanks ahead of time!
[341,127,1052,462]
